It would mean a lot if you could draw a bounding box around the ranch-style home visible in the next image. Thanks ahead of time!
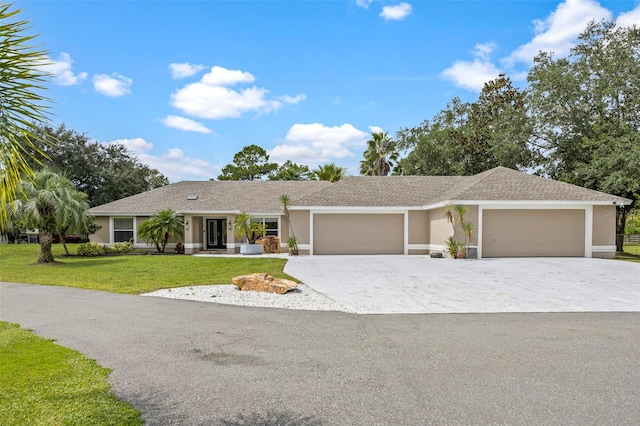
[88,166,631,258]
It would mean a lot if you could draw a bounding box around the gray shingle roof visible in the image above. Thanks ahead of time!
[88,167,631,215]
[293,166,630,207]
[88,180,331,215]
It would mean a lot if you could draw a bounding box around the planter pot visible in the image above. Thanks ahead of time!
[240,244,264,255]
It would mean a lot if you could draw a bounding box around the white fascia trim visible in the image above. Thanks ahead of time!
[592,245,616,253]
[310,207,409,214]
[179,210,240,215]
[226,243,238,249]
[297,244,311,250]
[408,244,454,251]
[291,206,422,212]
[475,203,594,210]
[309,212,314,256]
[184,243,203,249]
[423,200,619,210]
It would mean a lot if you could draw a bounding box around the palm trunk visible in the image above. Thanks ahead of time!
[38,231,55,263]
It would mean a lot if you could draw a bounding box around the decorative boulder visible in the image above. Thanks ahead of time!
[256,236,281,254]
[232,273,298,294]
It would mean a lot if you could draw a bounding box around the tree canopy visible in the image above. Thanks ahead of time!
[217,144,278,181]
[527,20,640,249]
[23,124,168,207]
[313,163,347,182]
[0,4,50,230]
[268,160,312,181]
[397,75,535,176]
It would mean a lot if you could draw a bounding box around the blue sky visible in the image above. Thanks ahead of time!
[18,0,640,181]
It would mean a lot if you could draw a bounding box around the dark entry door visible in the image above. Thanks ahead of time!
[206,219,227,249]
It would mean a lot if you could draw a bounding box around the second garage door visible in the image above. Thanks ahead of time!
[482,209,585,257]
[313,214,404,255]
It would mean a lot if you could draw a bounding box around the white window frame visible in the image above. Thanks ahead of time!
[111,217,136,245]
[250,217,280,237]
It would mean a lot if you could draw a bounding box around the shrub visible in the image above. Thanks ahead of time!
[175,242,185,254]
[113,241,134,254]
[76,242,105,257]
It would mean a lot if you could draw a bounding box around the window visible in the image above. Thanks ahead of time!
[113,218,134,243]
[250,217,279,237]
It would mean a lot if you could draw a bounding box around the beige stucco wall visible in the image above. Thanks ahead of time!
[408,210,429,244]
[289,210,310,245]
[91,217,110,244]
[592,205,615,246]
[428,207,453,247]
[482,209,585,257]
[313,213,404,255]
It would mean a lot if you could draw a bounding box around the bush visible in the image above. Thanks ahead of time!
[113,241,134,254]
[175,242,185,254]
[76,242,105,257]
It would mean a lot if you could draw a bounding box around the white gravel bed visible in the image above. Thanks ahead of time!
[142,283,352,313]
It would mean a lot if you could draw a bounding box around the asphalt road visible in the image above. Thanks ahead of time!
[1,282,639,425]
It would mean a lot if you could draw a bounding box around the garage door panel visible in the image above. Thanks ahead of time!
[314,214,404,255]
[482,210,584,257]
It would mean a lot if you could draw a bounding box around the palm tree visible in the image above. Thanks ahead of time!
[1,4,51,231]
[12,169,89,263]
[313,163,346,182]
[137,209,184,253]
[280,194,298,255]
[359,131,399,176]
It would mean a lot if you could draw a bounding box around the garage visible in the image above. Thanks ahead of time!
[482,209,585,257]
[313,213,404,255]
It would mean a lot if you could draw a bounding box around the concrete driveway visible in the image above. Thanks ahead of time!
[284,256,640,314]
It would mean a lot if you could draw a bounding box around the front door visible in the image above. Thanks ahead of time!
[206,219,227,249]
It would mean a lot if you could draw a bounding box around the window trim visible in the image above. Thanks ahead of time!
[111,217,136,245]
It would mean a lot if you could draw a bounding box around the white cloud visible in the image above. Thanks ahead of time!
[160,115,212,134]
[369,126,384,134]
[617,4,640,28]
[269,123,368,166]
[506,0,611,65]
[168,63,206,79]
[380,3,412,21]
[441,43,503,91]
[109,138,217,181]
[356,0,373,9]
[170,66,305,119]
[93,73,132,97]
[38,52,87,86]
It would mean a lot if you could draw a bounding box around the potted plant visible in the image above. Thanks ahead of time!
[233,212,266,255]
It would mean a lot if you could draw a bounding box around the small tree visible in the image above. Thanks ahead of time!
[137,209,184,253]
[443,203,474,259]
[12,169,90,263]
[280,194,299,255]
[232,212,266,245]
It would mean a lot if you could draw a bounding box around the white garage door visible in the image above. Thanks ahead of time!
[313,214,404,255]
[482,209,585,257]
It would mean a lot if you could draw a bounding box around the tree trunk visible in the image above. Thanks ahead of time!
[616,206,629,252]
[38,231,55,263]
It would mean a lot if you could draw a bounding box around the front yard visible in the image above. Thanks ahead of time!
[0,244,295,294]
[0,322,142,425]
[616,242,640,263]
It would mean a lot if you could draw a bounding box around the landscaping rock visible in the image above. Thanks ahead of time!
[232,273,298,294]
[256,236,281,254]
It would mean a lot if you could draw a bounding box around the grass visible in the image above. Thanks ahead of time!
[615,242,640,263]
[0,243,295,294]
[0,322,142,425]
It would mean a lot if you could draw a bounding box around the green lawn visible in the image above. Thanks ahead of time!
[0,322,142,425]
[0,243,295,294]
[615,242,640,263]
